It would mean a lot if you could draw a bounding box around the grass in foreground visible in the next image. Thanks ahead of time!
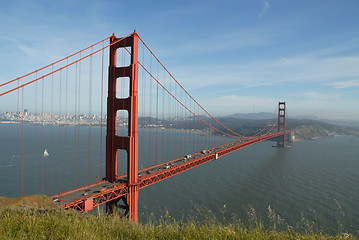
[0,207,357,240]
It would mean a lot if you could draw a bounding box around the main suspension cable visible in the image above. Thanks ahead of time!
[0,36,111,88]
[0,34,132,97]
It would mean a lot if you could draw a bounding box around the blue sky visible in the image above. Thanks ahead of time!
[0,0,359,120]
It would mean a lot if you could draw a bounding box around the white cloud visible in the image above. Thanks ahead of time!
[301,92,328,100]
[201,95,278,115]
[154,27,280,61]
[17,45,39,58]
[170,55,359,93]
[287,91,359,120]
[258,0,270,19]
[330,80,359,89]
[295,38,359,59]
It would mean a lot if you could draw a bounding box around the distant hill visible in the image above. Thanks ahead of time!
[287,119,359,140]
[218,113,359,140]
[225,113,359,128]
[225,112,274,120]
[163,115,359,140]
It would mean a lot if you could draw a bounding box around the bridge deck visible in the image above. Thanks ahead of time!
[51,131,289,211]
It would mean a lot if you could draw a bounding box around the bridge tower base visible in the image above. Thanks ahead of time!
[105,31,139,222]
[276,102,286,147]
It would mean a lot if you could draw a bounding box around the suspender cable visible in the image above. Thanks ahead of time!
[166,73,171,162]
[41,77,44,193]
[100,44,104,180]
[162,67,165,164]
[59,69,62,193]
[21,87,24,196]
[34,74,38,193]
[16,80,19,196]
[149,57,152,167]
[155,64,159,165]
[65,58,68,188]
[74,62,78,187]
[141,42,145,168]
[50,65,54,194]
[88,48,93,184]
[77,55,81,187]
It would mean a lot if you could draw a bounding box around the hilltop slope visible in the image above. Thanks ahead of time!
[0,195,59,210]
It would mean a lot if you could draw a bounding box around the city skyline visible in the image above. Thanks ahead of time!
[1,0,358,120]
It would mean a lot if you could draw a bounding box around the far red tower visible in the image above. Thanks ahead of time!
[277,102,286,147]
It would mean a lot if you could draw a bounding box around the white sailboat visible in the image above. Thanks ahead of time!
[43,149,49,157]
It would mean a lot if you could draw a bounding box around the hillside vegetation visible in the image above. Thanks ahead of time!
[211,118,359,140]
[0,195,356,240]
[0,195,58,210]
[288,119,359,140]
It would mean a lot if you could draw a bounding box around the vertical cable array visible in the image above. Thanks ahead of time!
[0,32,280,200]
[134,36,280,171]
[0,36,111,197]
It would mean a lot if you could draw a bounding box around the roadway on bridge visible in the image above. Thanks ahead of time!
[51,132,288,212]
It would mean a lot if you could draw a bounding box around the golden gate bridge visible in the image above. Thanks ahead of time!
[0,31,289,222]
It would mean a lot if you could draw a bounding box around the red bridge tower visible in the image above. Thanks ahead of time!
[106,31,139,222]
[277,101,286,147]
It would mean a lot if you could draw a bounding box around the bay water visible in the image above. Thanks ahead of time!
[0,123,358,235]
